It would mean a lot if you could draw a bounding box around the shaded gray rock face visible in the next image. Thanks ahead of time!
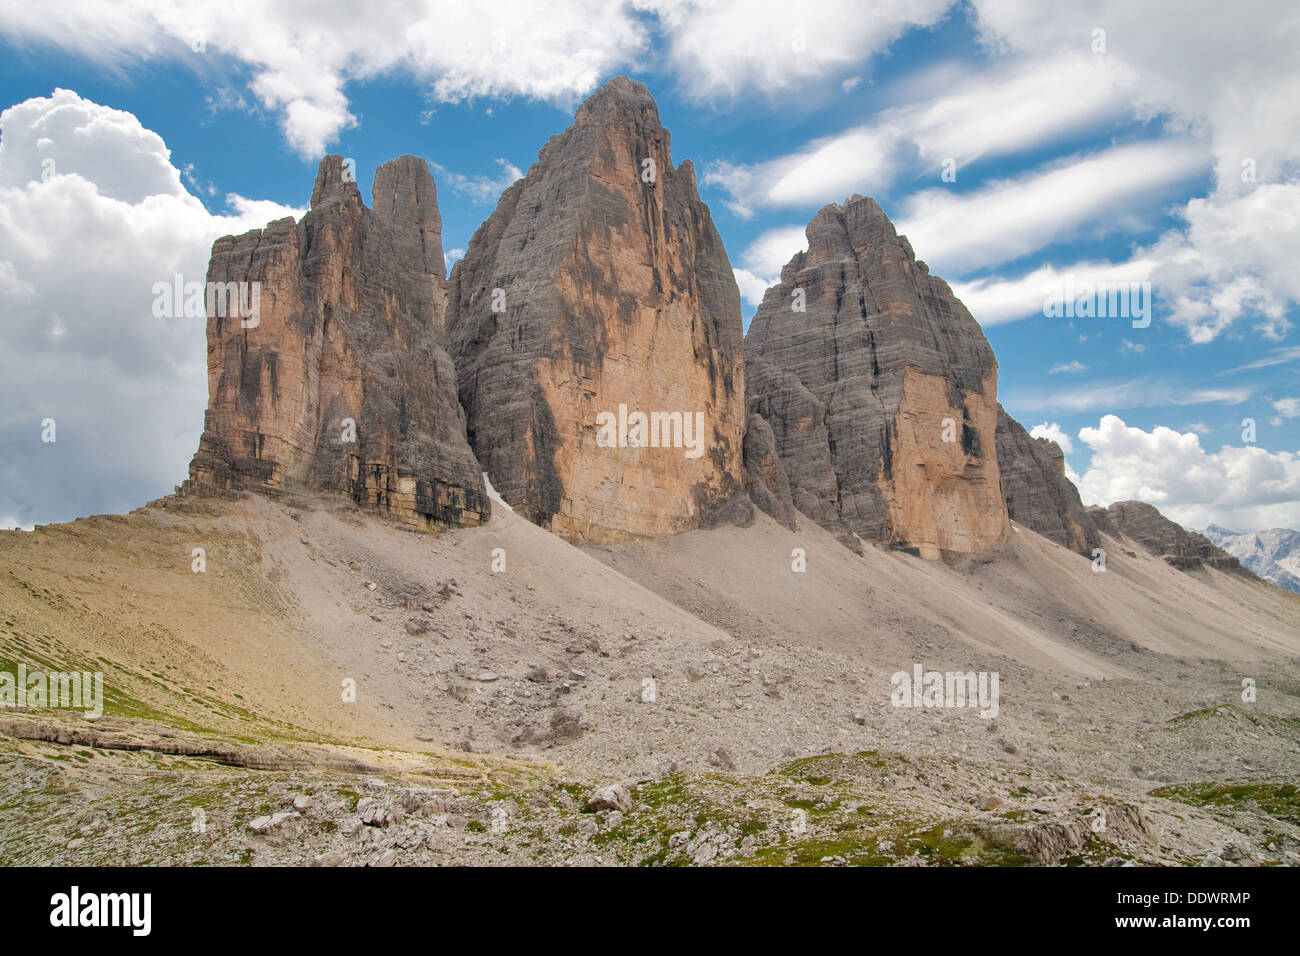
[994,406,1100,555]
[741,413,798,531]
[744,196,1008,557]
[187,155,488,529]
[371,155,449,321]
[446,76,749,544]
[1088,501,1245,573]
[1201,525,1300,594]
[744,359,839,530]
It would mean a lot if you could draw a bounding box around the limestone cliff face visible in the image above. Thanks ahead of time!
[446,76,749,543]
[1088,501,1245,573]
[994,406,1100,555]
[741,412,798,531]
[187,156,488,529]
[744,196,1008,557]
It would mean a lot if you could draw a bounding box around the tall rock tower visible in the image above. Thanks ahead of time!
[446,76,750,543]
[187,155,488,529]
[744,196,1009,558]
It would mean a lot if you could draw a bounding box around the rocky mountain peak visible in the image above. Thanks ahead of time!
[1201,524,1300,592]
[744,195,1007,557]
[1088,501,1244,573]
[574,74,660,124]
[447,79,749,543]
[310,154,363,208]
[372,155,446,280]
[1203,523,1241,538]
[186,154,486,529]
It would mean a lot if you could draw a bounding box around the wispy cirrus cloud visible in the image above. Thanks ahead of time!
[1218,347,1300,375]
[969,0,1300,343]
[433,158,524,204]
[950,257,1157,327]
[702,52,1135,218]
[1004,379,1254,414]
[705,0,1300,344]
[897,140,1208,275]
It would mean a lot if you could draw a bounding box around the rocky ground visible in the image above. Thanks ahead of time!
[1,488,1298,866]
[3,709,1296,867]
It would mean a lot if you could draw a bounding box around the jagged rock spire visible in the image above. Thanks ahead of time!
[187,154,487,529]
[446,76,750,543]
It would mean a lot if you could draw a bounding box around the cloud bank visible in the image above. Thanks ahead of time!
[0,90,302,527]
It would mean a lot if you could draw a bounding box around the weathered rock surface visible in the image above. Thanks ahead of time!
[1089,501,1245,572]
[586,783,634,813]
[446,76,749,543]
[744,359,839,530]
[994,406,1100,555]
[741,413,798,531]
[744,196,1008,557]
[186,155,487,529]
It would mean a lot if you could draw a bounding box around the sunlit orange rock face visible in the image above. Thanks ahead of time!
[745,195,1009,558]
[187,155,488,529]
[446,77,750,543]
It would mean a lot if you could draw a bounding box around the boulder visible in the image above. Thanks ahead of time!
[586,784,634,813]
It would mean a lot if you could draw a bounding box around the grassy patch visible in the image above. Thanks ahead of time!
[1150,782,1300,827]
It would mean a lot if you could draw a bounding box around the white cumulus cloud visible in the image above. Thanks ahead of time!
[638,0,951,100]
[0,90,303,527]
[0,0,954,159]
[1140,183,1300,343]
[730,225,807,307]
[1076,414,1300,530]
[1030,422,1074,454]
[0,1,653,158]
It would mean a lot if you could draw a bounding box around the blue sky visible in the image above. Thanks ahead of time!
[1,0,1298,532]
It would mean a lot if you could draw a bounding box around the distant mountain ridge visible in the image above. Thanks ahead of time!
[1200,525,1300,594]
